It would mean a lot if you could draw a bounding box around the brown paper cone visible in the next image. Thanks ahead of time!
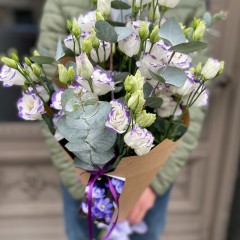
[71,139,179,221]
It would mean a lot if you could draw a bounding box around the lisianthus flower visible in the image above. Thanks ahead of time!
[78,10,96,32]
[50,88,65,110]
[106,100,130,134]
[0,65,25,87]
[17,91,45,120]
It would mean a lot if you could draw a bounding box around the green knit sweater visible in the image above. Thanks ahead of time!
[37,0,206,199]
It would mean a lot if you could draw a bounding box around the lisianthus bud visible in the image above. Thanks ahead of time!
[218,61,225,76]
[124,70,144,93]
[67,66,75,81]
[157,0,181,8]
[136,110,156,127]
[124,124,154,156]
[149,0,160,21]
[128,0,149,8]
[1,57,17,69]
[58,64,69,84]
[67,19,73,32]
[33,50,40,56]
[96,10,105,21]
[97,0,111,17]
[139,22,149,40]
[76,53,94,80]
[118,33,141,57]
[72,18,81,38]
[128,90,145,113]
[201,58,221,80]
[193,18,201,29]
[11,54,19,62]
[78,11,97,32]
[192,20,206,41]
[150,25,160,43]
[90,29,100,49]
[82,38,93,54]
[31,64,41,78]
[24,57,32,66]
[195,63,202,75]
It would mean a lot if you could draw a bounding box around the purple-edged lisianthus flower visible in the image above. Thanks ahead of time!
[52,110,64,128]
[78,10,96,33]
[167,51,192,70]
[124,125,154,156]
[50,88,65,110]
[28,85,50,102]
[0,65,25,87]
[90,41,111,63]
[17,91,45,120]
[111,178,125,194]
[106,100,130,134]
[68,82,88,92]
[64,35,79,54]
[94,198,114,214]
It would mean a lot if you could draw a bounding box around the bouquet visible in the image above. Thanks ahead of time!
[0,0,225,238]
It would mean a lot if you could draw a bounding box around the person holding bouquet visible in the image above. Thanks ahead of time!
[35,0,208,239]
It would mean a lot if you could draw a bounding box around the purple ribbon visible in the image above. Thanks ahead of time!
[81,163,119,240]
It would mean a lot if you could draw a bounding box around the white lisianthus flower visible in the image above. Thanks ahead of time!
[90,41,111,63]
[76,68,115,96]
[168,51,192,70]
[28,85,50,102]
[126,21,150,34]
[192,90,208,107]
[0,65,25,87]
[156,93,182,118]
[78,11,96,32]
[128,0,149,7]
[106,100,130,134]
[97,0,111,17]
[50,88,65,110]
[201,58,221,80]
[17,92,45,120]
[118,33,141,57]
[170,71,198,96]
[64,35,81,54]
[124,124,154,156]
[76,53,94,80]
[158,0,181,8]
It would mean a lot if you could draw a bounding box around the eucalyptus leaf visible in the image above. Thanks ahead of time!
[159,18,186,46]
[65,61,77,72]
[74,157,105,171]
[114,72,129,82]
[158,66,186,87]
[170,41,208,54]
[107,20,125,27]
[145,97,163,109]
[111,0,131,9]
[95,20,118,43]
[143,82,154,98]
[149,69,165,84]
[30,56,57,65]
[42,114,55,135]
[203,12,213,28]
[115,27,133,41]
[55,38,65,60]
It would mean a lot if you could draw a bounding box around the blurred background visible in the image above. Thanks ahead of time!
[0,0,239,240]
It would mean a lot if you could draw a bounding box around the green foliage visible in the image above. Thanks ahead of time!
[143,82,153,98]
[149,66,186,87]
[30,56,57,65]
[170,41,208,54]
[159,18,186,46]
[111,0,131,9]
[95,20,118,43]
[57,89,117,170]
[145,97,163,109]
[55,38,65,60]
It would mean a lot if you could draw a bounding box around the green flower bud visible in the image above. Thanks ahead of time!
[23,69,30,76]
[150,25,160,43]
[189,67,195,75]
[192,21,206,41]
[67,19,73,32]
[24,57,32,66]
[31,63,41,77]
[125,92,131,102]
[67,66,75,81]
[136,110,156,127]
[128,90,146,113]
[96,10,104,21]
[33,50,40,56]
[193,18,201,29]
[124,70,144,93]
[72,18,81,38]
[217,61,225,76]
[82,38,93,54]
[1,57,18,69]
[11,53,19,62]
[90,29,100,49]
[195,63,202,75]
[22,85,29,91]
[139,22,149,40]
[148,1,160,22]
[58,64,69,84]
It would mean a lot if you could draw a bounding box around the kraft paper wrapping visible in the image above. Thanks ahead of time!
[66,139,179,222]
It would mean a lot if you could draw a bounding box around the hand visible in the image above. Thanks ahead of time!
[127,187,156,224]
